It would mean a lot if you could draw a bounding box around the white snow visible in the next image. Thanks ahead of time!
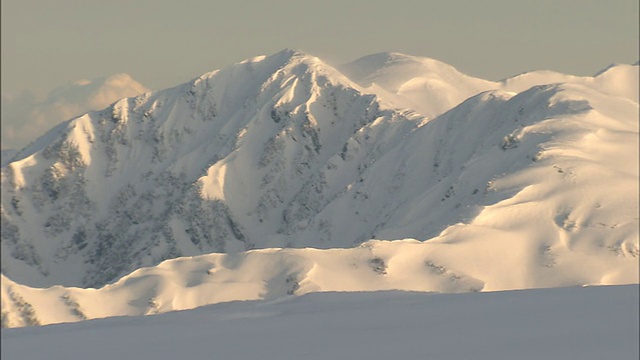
[2,285,638,360]
[1,74,149,151]
[0,49,638,333]
[0,149,18,167]
[342,52,499,118]
[1,234,636,327]
[199,161,228,200]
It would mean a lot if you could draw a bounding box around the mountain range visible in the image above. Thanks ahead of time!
[1,49,637,327]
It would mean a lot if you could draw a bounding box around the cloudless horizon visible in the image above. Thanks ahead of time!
[2,0,638,96]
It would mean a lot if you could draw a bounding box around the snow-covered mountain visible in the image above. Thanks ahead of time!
[1,50,638,315]
[1,50,426,287]
[1,74,149,151]
[2,233,638,328]
[341,52,499,118]
[1,150,18,167]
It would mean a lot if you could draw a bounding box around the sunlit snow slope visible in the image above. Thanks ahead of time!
[1,50,638,324]
[2,233,638,327]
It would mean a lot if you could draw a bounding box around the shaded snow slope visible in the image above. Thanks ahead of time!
[1,150,18,167]
[2,285,638,360]
[1,50,638,291]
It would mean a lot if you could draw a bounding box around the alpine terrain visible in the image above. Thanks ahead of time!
[1,49,638,328]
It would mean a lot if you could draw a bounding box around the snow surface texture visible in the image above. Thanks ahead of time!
[1,49,638,327]
[1,236,638,327]
[2,285,639,360]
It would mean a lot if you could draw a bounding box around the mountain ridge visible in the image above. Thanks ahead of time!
[1,50,637,296]
[2,237,637,328]
[1,50,422,287]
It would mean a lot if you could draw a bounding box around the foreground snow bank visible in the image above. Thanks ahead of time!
[2,285,638,360]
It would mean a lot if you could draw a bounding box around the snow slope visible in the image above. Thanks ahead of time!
[2,285,638,360]
[343,52,638,117]
[1,74,149,150]
[341,52,499,118]
[2,232,637,328]
[1,50,424,287]
[1,149,18,167]
[1,50,638,295]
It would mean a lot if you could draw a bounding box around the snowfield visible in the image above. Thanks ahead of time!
[1,49,638,331]
[1,237,637,327]
[2,285,638,360]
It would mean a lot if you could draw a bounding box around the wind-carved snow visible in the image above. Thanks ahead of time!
[0,49,638,326]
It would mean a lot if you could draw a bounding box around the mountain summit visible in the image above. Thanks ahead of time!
[1,50,638,292]
[1,50,421,287]
[341,52,498,117]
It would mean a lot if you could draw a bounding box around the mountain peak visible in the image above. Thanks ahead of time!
[341,52,498,118]
[274,48,309,59]
[1,50,637,295]
[348,52,445,67]
[258,48,324,68]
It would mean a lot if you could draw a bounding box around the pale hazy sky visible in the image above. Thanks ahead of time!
[2,0,638,96]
